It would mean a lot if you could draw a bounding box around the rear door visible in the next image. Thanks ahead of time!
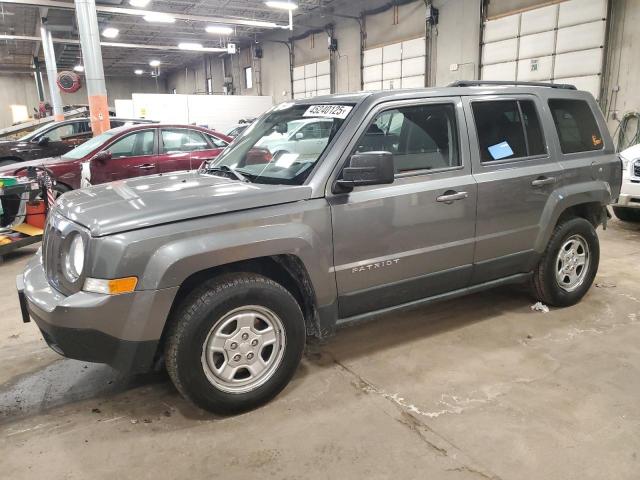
[90,129,158,184]
[329,97,477,318]
[156,128,222,173]
[464,95,564,283]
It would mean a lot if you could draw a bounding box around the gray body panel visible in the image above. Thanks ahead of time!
[19,84,622,371]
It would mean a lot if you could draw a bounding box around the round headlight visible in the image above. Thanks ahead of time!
[63,234,85,282]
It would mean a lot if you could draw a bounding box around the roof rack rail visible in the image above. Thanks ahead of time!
[447,80,577,90]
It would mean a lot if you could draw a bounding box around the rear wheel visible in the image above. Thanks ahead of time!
[613,206,640,223]
[165,272,305,414]
[531,217,599,307]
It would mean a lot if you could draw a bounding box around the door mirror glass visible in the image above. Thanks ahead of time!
[92,150,112,163]
[337,151,395,190]
[294,132,304,140]
[37,136,50,146]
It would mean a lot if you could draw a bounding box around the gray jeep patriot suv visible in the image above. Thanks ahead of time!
[17,81,622,414]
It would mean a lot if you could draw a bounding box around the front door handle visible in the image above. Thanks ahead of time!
[436,190,468,204]
[138,164,155,170]
[531,176,556,187]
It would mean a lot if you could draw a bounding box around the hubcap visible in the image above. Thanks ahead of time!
[555,234,590,292]
[201,305,286,394]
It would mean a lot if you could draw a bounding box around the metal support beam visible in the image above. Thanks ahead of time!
[33,56,45,101]
[40,18,64,121]
[75,0,110,135]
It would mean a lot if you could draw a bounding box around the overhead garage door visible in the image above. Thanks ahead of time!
[293,59,331,99]
[481,0,607,99]
[363,37,426,91]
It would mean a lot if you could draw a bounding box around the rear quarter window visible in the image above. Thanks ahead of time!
[548,99,603,154]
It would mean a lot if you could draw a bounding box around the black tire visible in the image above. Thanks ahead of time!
[612,206,640,223]
[165,272,305,414]
[531,217,600,308]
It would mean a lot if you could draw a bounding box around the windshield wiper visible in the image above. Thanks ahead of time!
[202,165,249,183]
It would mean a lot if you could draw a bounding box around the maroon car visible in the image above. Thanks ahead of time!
[0,124,231,194]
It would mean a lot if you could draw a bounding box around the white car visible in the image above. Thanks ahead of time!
[257,118,333,159]
[612,143,640,222]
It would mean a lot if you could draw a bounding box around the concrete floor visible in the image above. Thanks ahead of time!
[1,219,639,479]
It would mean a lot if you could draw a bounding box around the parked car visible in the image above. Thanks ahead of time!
[0,117,155,166]
[224,120,255,138]
[611,143,640,222]
[18,82,622,415]
[256,118,334,160]
[0,124,231,194]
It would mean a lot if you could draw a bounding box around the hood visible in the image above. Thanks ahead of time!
[0,156,69,176]
[620,144,640,162]
[55,170,313,237]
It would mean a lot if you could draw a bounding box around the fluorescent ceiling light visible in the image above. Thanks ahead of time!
[134,69,144,75]
[243,19,279,28]
[102,27,119,38]
[149,60,160,67]
[143,12,175,23]
[264,1,298,10]
[178,42,203,51]
[205,25,233,35]
[129,0,151,7]
[73,65,84,72]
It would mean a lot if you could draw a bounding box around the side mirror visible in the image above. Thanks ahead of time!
[294,132,304,140]
[92,150,112,163]
[336,151,395,191]
[37,136,50,146]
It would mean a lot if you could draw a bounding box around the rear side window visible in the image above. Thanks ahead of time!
[355,103,460,173]
[472,100,546,162]
[548,99,603,154]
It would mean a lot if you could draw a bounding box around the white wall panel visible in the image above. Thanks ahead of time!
[363,64,383,83]
[482,38,518,65]
[402,56,425,77]
[295,58,330,98]
[293,66,304,81]
[363,47,382,67]
[317,74,331,90]
[401,37,426,58]
[401,75,425,88]
[556,21,605,53]
[481,62,517,81]
[383,43,402,62]
[555,75,600,98]
[363,81,382,91]
[382,61,402,80]
[558,0,606,28]
[293,79,305,94]
[555,48,603,78]
[483,15,520,43]
[519,31,555,59]
[317,89,331,96]
[304,63,317,78]
[517,56,553,81]
[316,60,330,76]
[520,4,557,35]
[304,76,317,92]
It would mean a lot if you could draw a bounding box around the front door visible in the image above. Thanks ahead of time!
[329,98,478,319]
[464,96,565,283]
[90,129,158,184]
[156,128,222,173]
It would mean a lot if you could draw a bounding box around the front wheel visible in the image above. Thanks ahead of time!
[165,273,305,414]
[531,217,600,307]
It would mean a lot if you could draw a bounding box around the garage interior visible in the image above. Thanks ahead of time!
[1,0,640,478]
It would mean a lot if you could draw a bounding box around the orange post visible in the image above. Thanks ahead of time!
[88,94,111,135]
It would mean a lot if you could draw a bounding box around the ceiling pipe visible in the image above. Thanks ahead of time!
[3,0,291,29]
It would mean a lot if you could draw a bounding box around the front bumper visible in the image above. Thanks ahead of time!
[612,177,640,209]
[17,253,179,373]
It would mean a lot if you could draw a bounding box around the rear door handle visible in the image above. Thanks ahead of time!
[436,191,468,204]
[531,176,556,187]
[138,164,155,170]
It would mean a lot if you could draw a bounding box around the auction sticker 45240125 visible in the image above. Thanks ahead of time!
[303,105,353,119]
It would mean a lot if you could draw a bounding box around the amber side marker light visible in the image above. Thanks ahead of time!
[84,277,138,295]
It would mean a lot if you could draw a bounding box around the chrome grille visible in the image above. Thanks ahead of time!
[634,160,640,178]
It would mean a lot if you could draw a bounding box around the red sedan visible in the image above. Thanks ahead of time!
[0,124,231,194]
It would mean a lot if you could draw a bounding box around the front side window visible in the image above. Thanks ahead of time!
[207,134,227,148]
[354,103,460,173]
[472,99,546,162]
[161,129,208,153]
[212,103,353,185]
[107,130,155,158]
[548,99,603,154]
[46,124,76,142]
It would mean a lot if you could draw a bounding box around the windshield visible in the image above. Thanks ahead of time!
[212,103,354,185]
[62,130,118,160]
[19,122,55,141]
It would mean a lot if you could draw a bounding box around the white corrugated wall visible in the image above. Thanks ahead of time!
[362,37,426,91]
